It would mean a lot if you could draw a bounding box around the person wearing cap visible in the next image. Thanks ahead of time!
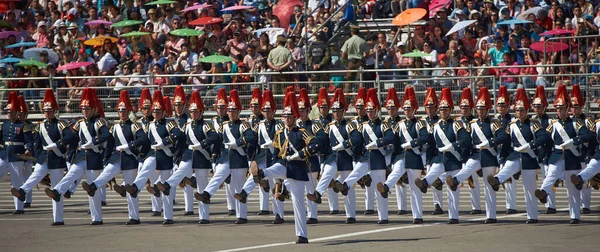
[495,86,518,214]
[313,87,340,214]
[350,88,375,215]
[125,90,183,225]
[295,88,326,224]
[421,88,445,215]
[435,7,453,33]
[80,90,149,225]
[307,31,331,92]
[488,88,549,224]
[415,88,471,224]
[530,86,556,214]
[45,88,110,225]
[250,90,320,244]
[307,89,363,224]
[530,85,589,224]
[236,89,286,224]
[341,25,367,86]
[155,91,220,224]
[267,35,293,95]
[450,0,468,22]
[196,90,258,225]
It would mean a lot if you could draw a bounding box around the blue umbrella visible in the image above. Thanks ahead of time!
[5,42,37,49]
[497,19,532,26]
[0,56,24,63]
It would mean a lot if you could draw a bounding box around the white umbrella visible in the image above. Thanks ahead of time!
[23,48,59,64]
[517,7,542,20]
[253,27,285,34]
[445,20,477,37]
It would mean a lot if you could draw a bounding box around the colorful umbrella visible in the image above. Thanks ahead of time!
[0,30,20,39]
[0,20,11,29]
[539,29,575,36]
[273,0,303,29]
[429,0,452,18]
[5,41,37,48]
[392,8,427,26]
[517,6,542,20]
[529,41,569,53]
[0,56,23,63]
[16,59,47,68]
[83,36,118,46]
[401,50,431,57]
[446,20,477,37]
[56,61,93,71]
[111,20,144,28]
[181,3,210,12]
[253,27,284,34]
[189,17,223,26]
[170,28,204,37]
[145,0,176,5]
[221,5,253,11]
[497,19,532,26]
[23,48,59,64]
[84,20,113,26]
[120,31,151,37]
[199,55,234,63]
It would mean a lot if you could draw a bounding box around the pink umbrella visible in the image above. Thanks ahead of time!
[274,0,303,29]
[428,0,452,18]
[84,20,113,26]
[56,61,93,71]
[529,41,569,53]
[221,5,253,11]
[0,30,21,39]
[189,17,223,26]
[539,29,575,36]
[181,3,210,12]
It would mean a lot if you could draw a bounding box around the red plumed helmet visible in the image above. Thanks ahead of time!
[117,90,133,112]
[365,88,380,111]
[42,89,60,111]
[261,89,276,111]
[188,91,205,111]
[172,85,187,105]
[459,87,474,109]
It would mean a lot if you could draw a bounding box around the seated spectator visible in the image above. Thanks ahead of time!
[497,52,520,88]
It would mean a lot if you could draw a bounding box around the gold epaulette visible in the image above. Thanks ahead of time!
[532,121,541,132]
[575,119,584,130]
[166,120,178,131]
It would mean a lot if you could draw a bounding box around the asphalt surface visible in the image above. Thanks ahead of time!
[0,173,598,252]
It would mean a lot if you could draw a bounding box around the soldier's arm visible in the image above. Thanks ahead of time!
[300,129,319,158]
[574,119,594,145]
[104,128,115,160]
[163,121,182,146]
[346,123,363,148]
[23,123,34,153]
[534,121,550,147]
[415,120,429,147]
[378,122,395,146]
[57,121,77,150]
[241,122,258,156]
[203,123,220,148]
[454,122,471,150]
[491,121,508,148]
[93,119,111,145]
[132,123,150,150]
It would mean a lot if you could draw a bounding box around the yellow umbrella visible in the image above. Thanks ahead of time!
[83,36,119,46]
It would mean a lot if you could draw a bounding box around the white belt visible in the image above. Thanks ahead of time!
[5,142,24,146]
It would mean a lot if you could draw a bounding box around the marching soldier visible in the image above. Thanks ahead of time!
[569,85,594,215]
[155,91,220,224]
[350,88,375,215]
[12,90,73,224]
[296,88,326,224]
[171,86,196,216]
[422,88,444,215]
[488,88,549,224]
[307,88,363,224]
[415,88,471,224]
[45,88,110,225]
[81,90,150,225]
[377,87,429,224]
[236,89,285,224]
[125,90,183,225]
[195,90,258,224]
[211,88,236,216]
[535,85,593,224]
[571,111,600,201]
[314,87,339,215]
[448,88,482,215]
[531,86,555,214]
[496,86,518,214]
[250,90,320,244]
[247,87,270,215]
[447,87,508,224]
[17,95,34,207]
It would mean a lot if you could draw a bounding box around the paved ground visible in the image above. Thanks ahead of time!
[0,174,598,252]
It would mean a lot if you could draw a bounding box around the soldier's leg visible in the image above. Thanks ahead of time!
[384,159,406,188]
[195,169,210,221]
[482,166,497,220]
[122,169,139,221]
[23,162,33,204]
[522,169,538,221]
[92,162,121,188]
[342,161,369,188]
[226,183,236,212]
[371,170,388,221]
[407,169,423,220]
[54,161,86,195]
[159,170,174,221]
[327,188,339,211]
[505,177,518,211]
[306,171,319,221]
[165,160,192,188]
[203,162,231,195]
[288,178,308,240]
[8,161,25,211]
[470,175,482,212]
[183,171,195,214]
[494,160,521,183]
[580,163,591,211]
[540,160,565,195]
[579,159,600,181]
[445,169,460,221]
[565,169,582,221]
[315,162,337,195]
[132,157,157,190]
[20,162,49,192]
[395,183,408,212]
[272,178,285,220]
[149,169,162,213]
[340,170,356,219]
[49,169,65,223]
[231,168,248,220]
[454,159,481,183]
[364,173,375,212]
[86,169,103,222]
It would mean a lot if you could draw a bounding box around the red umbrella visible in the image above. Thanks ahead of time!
[392,8,427,26]
[539,29,575,36]
[529,41,569,53]
[189,17,223,26]
[56,61,93,71]
[221,5,253,11]
[429,0,452,18]
[273,0,303,29]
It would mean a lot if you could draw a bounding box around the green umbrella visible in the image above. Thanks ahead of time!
[145,0,177,5]
[111,20,144,28]
[120,31,151,37]
[16,59,48,68]
[0,20,12,29]
[170,28,205,37]
[199,55,234,63]
[401,50,431,58]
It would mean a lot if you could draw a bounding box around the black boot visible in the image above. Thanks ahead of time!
[194,191,211,204]
[234,189,248,204]
[82,182,97,197]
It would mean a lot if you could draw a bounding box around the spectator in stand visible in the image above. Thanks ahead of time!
[521,50,538,88]
[498,51,520,88]
[409,25,426,51]
[421,41,438,74]
[129,62,152,96]
[488,36,509,66]
[341,26,367,90]
[33,21,49,48]
[9,67,27,89]
[267,35,292,94]
[256,33,272,58]
[225,30,247,59]
[432,54,454,88]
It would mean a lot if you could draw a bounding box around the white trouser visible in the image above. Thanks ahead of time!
[100,185,106,203]
[67,162,81,195]
[370,170,388,220]
[521,169,538,220]
[341,161,369,188]
[229,168,249,219]
[263,163,307,238]
[499,163,518,210]
[94,162,121,188]
[384,159,408,212]
[122,169,139,220]
[339,170,355,218]
[55,161,86,195]
[158,169,174,220]
[327,187,339,211]
[426,163,445,207]
[395,184,408,211]
[579,158,600,181]
[541,164,556,209]
[4,161,25,210]
[195,169,210,220]
[354,160,374,212]
[132,157,156,191]
[240,160,276,213]
[172,163,195,213]
[455,159,482,210]
[407,169,423,219]
[49,169,65,222]
[496,160,521,183]
[469,174,481,211]
[167,161,191,187]
[315,162,337,195]
[0,158,8,179]
[541,159,565,195]
[204,162,230,195]
[306,172,319,219]
[86,170,103,222]
[21,162,51,192]
[580,162,591,209]
[564,169,581,220]
[481,167,497,219]
[23,162,33,203]
[445,170,460,220]
[150,167,162,212]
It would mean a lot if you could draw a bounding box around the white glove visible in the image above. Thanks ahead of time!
[515,143,530,152]
[401,142,412,149]
[560,139,574,148]
[476,141,490,149]
[116,144,129,151]
[260,141,273,149]
[439,144,453,152]
[152,142,164,149]
[365,142,378,150]
[332,143,344,151]
[286,152,302,161]
[225,141,238,149]
[189,144,202,150]
[81,141,94,149]
[44,143,58,151]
